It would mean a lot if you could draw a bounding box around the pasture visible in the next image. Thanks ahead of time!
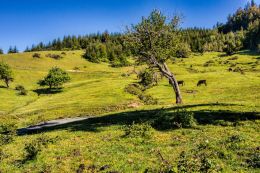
[0,51,259,172]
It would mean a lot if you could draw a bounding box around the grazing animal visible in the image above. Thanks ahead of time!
[177,80,185,86]
[228,68,233,72]
[197,80,207,86]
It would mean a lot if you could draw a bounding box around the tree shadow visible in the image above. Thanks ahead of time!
[17,103,259,135]
[33,88,63,96]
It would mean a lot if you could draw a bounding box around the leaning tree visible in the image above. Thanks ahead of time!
[126,10,183,104]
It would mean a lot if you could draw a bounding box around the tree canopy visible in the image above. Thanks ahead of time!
[0,62,13,88]
[38,67,70,89]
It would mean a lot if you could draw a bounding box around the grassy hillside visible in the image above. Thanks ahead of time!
[0,51,259,172]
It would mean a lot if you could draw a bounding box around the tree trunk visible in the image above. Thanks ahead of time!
[5,79,9,88]
[161,62,183,104]
[168,75,183,104]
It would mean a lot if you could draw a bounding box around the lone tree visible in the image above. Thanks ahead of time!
[126,10,183,104]
[0,62,14,88]
[38,67,70,89]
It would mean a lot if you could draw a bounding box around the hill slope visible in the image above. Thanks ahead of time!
[0,51,259,172]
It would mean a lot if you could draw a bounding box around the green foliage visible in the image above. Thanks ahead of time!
[32,53,41,58]
[38,67,70,89]
[46,53,63,60]
[223,32,243,55]
[127,10,180,63]
[137,68,160,87]
[124,83,143,96]
[122,122,153,139]
[153,109,196,130]
[0,62,13,88]
[176,42,191,58]
[125,83,158,105]
[15,85,28,95]
[0,123,16,146]
[24,135,58,161]
[83,42,107,63]
[0,48,3,54]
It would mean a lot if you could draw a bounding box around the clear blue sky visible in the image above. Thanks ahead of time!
[0,0,258,52]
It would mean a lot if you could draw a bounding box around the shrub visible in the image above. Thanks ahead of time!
[24,135,58,161]
[73,66,80,71]
[32,53,41,58]
[203,60,215,67]
[153,109,196,130]
[247,152,260,168]
[15,85,28,95]
[122,122,153,139]
[138,94,158,105]
[176,43,191,58]
[0,123,16,145]
[125,84,143,96]
[15,85,25,91]
[46,53,63,60]
[61,52,66,55]
[177,144,222,173]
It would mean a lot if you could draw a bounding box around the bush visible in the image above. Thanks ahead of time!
[122,122,153,139]
[247,152,260,168]
[15,85,25,91]
[176,43,191,58]
[0,123,16,145]
[125,84,143,96]
[46,53,63,60]
[24,135,58,161]
[125,84,158,105]
[138,94,158,105]
[203,60,215,67]
[15,85,28,95]
[177,144,222,173]
[153,109,196,130]
[32,53,41,58]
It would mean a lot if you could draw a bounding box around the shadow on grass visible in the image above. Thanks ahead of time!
[33,88,63,96]
[18,103,259,135]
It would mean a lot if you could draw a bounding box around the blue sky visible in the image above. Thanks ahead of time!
[0,0,258,52]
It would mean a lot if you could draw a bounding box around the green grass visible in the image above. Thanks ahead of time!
[0,51,259,172]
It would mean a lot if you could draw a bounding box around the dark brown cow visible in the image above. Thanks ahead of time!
[197,80,207,86]
[178,80,185,86]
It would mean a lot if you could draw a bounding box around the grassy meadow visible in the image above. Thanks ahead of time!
[0,50,259,172]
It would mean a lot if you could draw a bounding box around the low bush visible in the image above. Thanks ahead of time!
[125,84,157,105]
[122,122,153,139]
[203,60,215,67]
[138,94,158,105]
[152,109,196,130]
[15,85,28,95]
[124,84,143,96]
[0,123,16,145]
[24,134,58,161]
[32,53,41,58]
[247,152,260,168]
[46,53,63,60]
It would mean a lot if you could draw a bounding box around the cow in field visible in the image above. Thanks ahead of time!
[197,80,207,86]
[178,80,185,86]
